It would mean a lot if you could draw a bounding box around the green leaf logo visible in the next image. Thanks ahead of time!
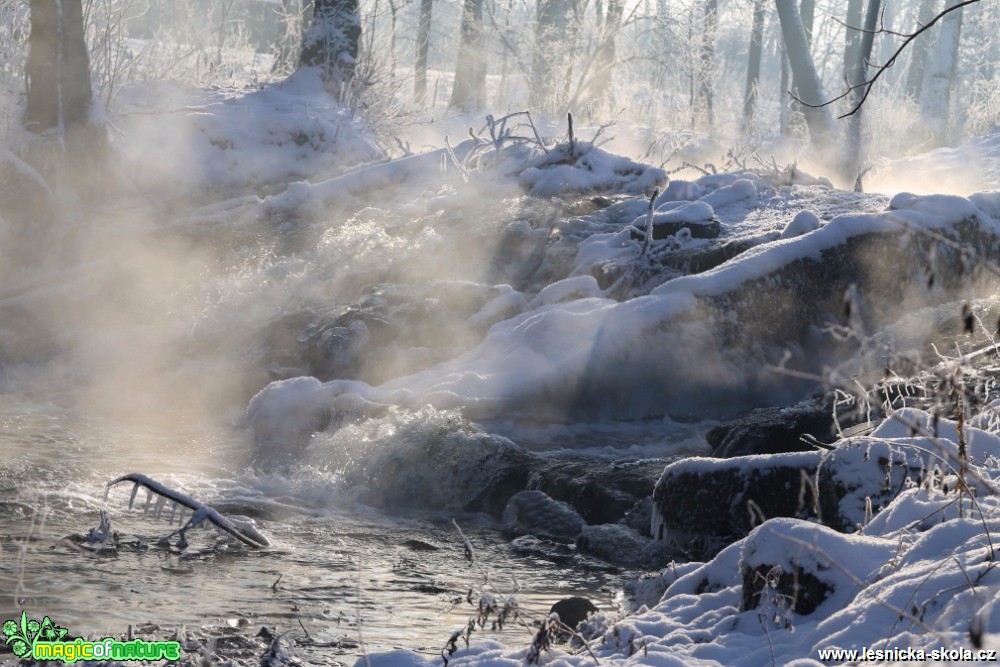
[2,611,34,657]
[2,612,67,658]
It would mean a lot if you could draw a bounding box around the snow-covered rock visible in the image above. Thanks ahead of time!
[517,141,666,197]
[653,408,996,560]
[780,210,822,238]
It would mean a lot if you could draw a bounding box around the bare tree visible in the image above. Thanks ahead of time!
[919,0,964,143]
[775,0,837,147]
[450,0,486,111]
[804,0,979,119]
[300,0,362,87]
[696,0,719,128]
[844,0,881,185]
[531,0,578,112]
[25,0,94,135]
[905,0,938,100]
[742,0,767,133]
[800,0,815,47]
[842,0,864,82]
[585,0,624,108]
[414,0,433,104]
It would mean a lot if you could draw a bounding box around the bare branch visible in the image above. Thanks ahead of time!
[797,0,981,119]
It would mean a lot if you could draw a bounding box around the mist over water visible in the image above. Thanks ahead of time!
[2,3,999,657]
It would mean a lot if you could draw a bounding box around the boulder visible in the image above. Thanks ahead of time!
[651,452,823,560]
[502,490,586,542]
[738,517,896,616]
[549,597,599,630]
[652,430,937,560]
[706,399,835,458]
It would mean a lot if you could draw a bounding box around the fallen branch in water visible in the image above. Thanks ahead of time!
[105,473,270,548]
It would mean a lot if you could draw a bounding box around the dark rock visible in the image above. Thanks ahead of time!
[468,455,663,527]
[528,459,665,526]
[577,523,660,568]
[740,563,832,616]
[706,399,835,458]
[736,517,898,618]
[652,437,933,560]
[658,237,764,274]
[549,597,599,630]
[552,212,998,424]
[400,538,440,551]
[651,452,823,560]
[629,219,721,242]
[623,496,653,537]
[502,490,586,542]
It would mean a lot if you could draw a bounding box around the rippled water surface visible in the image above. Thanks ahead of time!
[0,398,636,663]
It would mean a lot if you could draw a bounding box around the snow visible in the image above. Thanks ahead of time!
[654,180,703,206]
[7,61,1000,664]
[780,210,822,239]
[244,180,1000,443]
[113,69,383,195]
[517,141,666,197]
[873,130,1000,196]
[642,201,714,227]
[365,412,1000,667]
[697,178,756,208]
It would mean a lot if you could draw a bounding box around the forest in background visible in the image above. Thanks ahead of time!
[1,0,998,183]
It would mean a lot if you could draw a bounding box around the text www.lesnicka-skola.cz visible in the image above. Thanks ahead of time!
[818,647,998,662]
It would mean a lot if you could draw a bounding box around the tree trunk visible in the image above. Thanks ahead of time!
[919,0,963,144]
[842,0,863,83]
[25,0,94,134]
[697,0,719,129]
[742,0,766,133]
[779,42,790,137]
[775,0,837,148]
[905,0,937,100]
[300,0,362,86]
[414,0,433,104]
[845,0,880,185]
[530,0,575,112]
[585,0,623,109]
[800,0,815,48]
[876,1,898,85]
[449,0,485,111]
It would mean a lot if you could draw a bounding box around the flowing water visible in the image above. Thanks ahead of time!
[0,393,664,663]
[0,179,709,664]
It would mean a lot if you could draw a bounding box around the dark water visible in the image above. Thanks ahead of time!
[0,399,636,663]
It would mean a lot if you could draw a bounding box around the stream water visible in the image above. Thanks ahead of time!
[0,180,708,664]
[0,395,656,664]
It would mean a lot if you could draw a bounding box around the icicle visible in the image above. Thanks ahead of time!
[166,501,178,525]
[153,496,167,520]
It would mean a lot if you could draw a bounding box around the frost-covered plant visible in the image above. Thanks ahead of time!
[444,519,603,665]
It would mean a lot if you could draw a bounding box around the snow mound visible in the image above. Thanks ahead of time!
[518,141,666,197]
[780,210,822,238]
[873,130,1000,196]
[114,70,383,194]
